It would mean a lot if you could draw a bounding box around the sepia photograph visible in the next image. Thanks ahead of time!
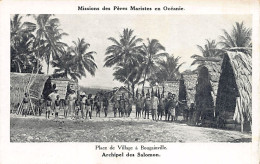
[10,14,252,143]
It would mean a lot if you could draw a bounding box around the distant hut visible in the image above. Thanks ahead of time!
[216,51,252,132]
[182,73,198,107]
[113,86,132,99]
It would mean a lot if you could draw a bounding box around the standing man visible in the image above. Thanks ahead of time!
[54,95,61,119]
[37,94,45,116]
[46,96,52,119]
[63,97,69,118]
[85,94,92,119]
[95,96,101,117]
[164,92,172,121]
[48,89,59,115]
[113,96,119,117]
[22,93,29,117]
[144,93,151,119]
[136,94,142,119]
[120,94,126,117]
[158,94,165,120]
[68,90,76,119]
[80,92,87,119]
[103,94,109,117]
[151,93,159,121]
[128,94,134,117]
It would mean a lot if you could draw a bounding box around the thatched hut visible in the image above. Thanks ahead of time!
[194,61,222,125]
[10,72,78,112]
[10,73,49,111]
[113,86,132,99]
[182,73,198,107]
[215,51,252,132]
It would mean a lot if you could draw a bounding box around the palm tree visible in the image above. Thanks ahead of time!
[104,28,143,71]
[69,38,97,78]
[52,51,81,80]
[149,54,184,85]
[220,21,252,49]
[10,14,36,73]
[191,39,222,67]
[26,14,67,74]
[113,63,143,97]
[140,38,168,88]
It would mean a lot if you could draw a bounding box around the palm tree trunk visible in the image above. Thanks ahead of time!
[47,62,49,75]
[132,84,135,99]
[142,69,147,89]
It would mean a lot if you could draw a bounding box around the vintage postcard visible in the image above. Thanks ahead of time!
[0,0,259,164]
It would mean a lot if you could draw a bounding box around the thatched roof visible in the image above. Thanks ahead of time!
[10,73,49,106]
[201,61,222,105]
[182,73,198,107]
[226,51,252,123]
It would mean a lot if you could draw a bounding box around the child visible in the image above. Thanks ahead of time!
[54,95,61,119]
[46,97,52,119]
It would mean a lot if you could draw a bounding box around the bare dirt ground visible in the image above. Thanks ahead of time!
[10,111,251,142]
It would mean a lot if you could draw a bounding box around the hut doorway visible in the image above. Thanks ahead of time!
[215,55,239,128]
[195,66,214,124]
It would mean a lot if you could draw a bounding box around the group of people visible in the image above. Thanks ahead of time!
[20,89,196,123]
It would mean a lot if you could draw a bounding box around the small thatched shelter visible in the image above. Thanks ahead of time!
[216,51,252,131]
[182,73,198,107]
[113,86,132,99]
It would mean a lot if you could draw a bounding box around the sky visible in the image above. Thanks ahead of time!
[20,14,252,89]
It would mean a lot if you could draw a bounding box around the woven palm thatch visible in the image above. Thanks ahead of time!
[182,73,198,107]
[201,61,222,105]
[217,51,252,123]
[51,78,79,99]
[10,73,49,108]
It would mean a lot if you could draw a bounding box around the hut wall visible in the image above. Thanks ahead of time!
[163,81,180,99]
[195,67,214,111]
[183,74,198,107]
[51,79,69,100]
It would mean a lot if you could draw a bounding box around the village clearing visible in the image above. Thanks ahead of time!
[10,113,251,142]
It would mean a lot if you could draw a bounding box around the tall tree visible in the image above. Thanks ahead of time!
[220,21,252,49]
[113,63,143,98]
[69,38,97,79]
[26,14,67,74]
[150,54,183,85]
[10,14,37,73]
[140,39,168,87]
[51,51,81,80]
[104,28,143,90]
[191,39,222,67]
